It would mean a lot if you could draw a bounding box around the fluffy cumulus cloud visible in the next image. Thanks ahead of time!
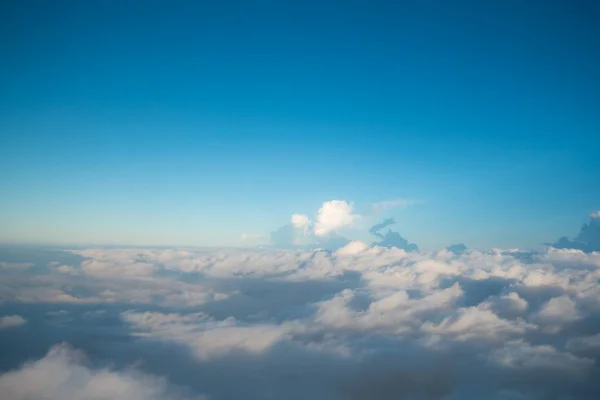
[2,213,600,399]
[269,200,359,249]
[122,311,293,361]
[269,198,417,250]
[313,200,359,236]
[291,213,310,228]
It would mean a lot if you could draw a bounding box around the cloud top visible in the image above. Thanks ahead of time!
[314,200,359,236]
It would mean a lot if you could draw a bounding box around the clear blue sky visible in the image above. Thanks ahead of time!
[1,0,599,249]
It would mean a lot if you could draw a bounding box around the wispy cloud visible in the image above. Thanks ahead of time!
[371,199,421,213]
[241,233,268,241]
[368,217,396,239]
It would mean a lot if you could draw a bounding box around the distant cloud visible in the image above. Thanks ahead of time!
[446,243,468,255]
[375,231,419,251]
[0,315,27,329]
[547,211,600,252]
[371,199,420,213]
[269,200,356,249]
[269,198,418,250]
[369,218,419,252]
[268,199,421,252]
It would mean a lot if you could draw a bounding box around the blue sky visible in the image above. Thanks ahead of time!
[1,0,599,249]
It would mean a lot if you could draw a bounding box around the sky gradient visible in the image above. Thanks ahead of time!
[1,0,599,249]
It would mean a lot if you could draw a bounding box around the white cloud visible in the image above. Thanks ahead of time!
[537,295,581,325]
[0,315,27,329]
[539,247,600,270]
[291,214,310,228]
[315,283,464,333]
[122,311,291,361]
[0,253,226,307]
[0,344,203,400]
[590,210,600,219]
[313,200,359,236]
[422,306,532,342]
[335,240,370,256]
[268,197,422,250]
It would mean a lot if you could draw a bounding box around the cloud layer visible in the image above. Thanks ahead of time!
[1,210,600,399]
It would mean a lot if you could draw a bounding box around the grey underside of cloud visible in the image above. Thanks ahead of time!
[548,217,600,253]
[368,218,419,252]
[368,218,396,239]
[446,243,468,255]
[2,244,600,399]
